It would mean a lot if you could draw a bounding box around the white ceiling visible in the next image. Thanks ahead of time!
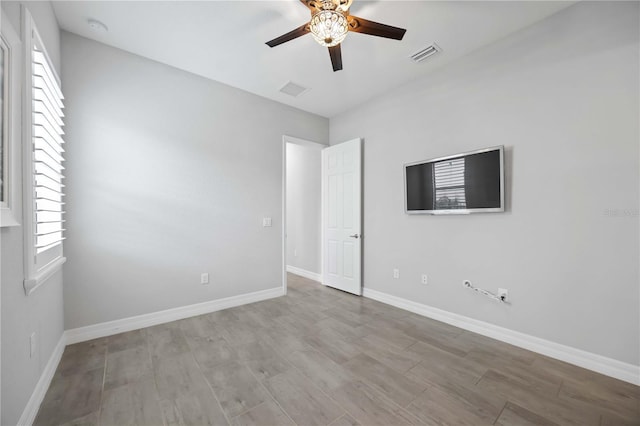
[52,1,575,118]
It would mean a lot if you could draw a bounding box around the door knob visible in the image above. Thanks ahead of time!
[349,234,360,239]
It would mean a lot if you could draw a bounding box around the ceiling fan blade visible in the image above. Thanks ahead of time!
[348,16,406,40]
[266,23,310,47]
[328,45,343,72]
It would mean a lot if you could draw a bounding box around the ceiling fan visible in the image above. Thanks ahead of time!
[266,0,407,72]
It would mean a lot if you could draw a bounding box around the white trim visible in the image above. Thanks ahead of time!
[363,287,640,386]
[22,8,39,289]
[321,144,326,293]
[23,256,66,296]
[286,265,322,283]
[65,287,283,345]
[17,335,65,426]
[282,137,287,296]
[0,12,22,228]
[16,287,284,424]
[283,135,325,149]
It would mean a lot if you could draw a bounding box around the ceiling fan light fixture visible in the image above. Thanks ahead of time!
[265,0,406,72]
[309,10,348,47]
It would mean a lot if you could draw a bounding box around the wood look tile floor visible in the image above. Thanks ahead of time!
[35,273,640,426]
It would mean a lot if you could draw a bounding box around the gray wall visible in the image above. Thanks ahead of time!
[330,1,639,366]
[0,2,64,425]
[61,32,329,329]
[286,143,322,275]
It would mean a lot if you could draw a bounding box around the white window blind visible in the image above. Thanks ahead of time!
[31,46,65,253]
[434,158,466,209]
[22,9,66,295]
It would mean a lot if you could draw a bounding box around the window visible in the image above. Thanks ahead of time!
[433,157,467,209]
[0,12,20,227]
[23,10,66,295]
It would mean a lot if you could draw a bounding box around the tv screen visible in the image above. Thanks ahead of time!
[404,146,504,214]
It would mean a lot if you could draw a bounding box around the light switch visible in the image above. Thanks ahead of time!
[263,217,272,227]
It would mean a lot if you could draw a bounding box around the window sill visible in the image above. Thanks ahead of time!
[24,256,66,296]
[0,209,20,227]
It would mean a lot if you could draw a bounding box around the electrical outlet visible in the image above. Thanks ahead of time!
[498,288,508,302]
[200,273,209,285]
[393,268,399,279]
[262,217,272,227]
[30,332,37,359]
[421,274,428,285]
[294,249,298,257]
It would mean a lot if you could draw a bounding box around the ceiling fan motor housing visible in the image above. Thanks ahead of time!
[309,9,349,47]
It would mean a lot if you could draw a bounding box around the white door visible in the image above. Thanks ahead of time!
[322,139,362,295]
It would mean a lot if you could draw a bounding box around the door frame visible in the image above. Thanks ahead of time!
[281,135,326,295]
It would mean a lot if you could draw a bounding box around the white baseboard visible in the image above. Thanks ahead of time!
[286,265,322,283]
[363,287,640,386]
[17,287,284,425]
[65,287,284,345]
[18,335,66,426]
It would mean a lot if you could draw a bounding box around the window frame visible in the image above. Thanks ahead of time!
[22,8,66,295]
[0,11,21,228]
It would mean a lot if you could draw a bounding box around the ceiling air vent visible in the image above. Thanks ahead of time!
[279,81,309,97]
[410,43,441,63]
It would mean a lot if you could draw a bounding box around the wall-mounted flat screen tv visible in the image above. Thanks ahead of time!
[404,146,504,214]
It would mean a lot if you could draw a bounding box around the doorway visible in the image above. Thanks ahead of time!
[282,136,325,294]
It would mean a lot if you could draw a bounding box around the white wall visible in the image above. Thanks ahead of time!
[0,2,64,425]
[330,1,639,366]
[61,33,329,329]
[286,142,322,275]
